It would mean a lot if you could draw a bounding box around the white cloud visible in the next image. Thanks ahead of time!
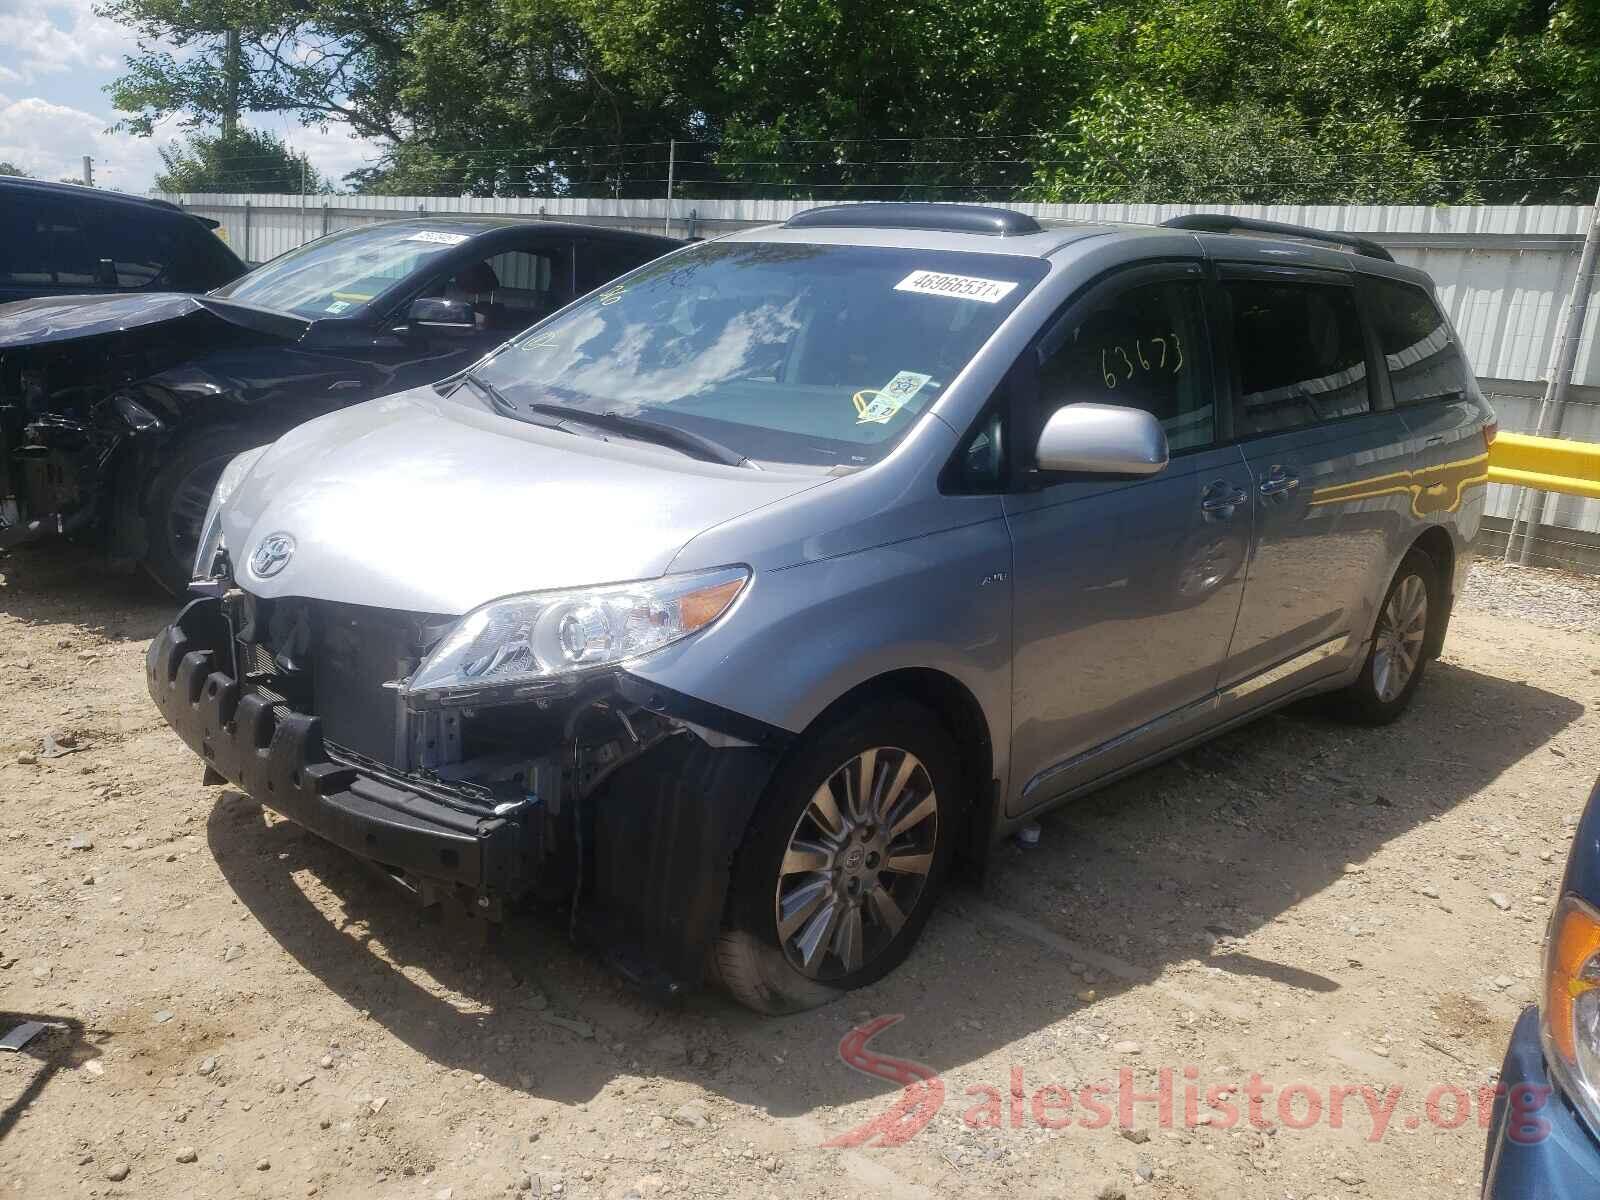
[268,119,382,188]
[0,0,138,82]
[0,1,385,190]
[0,95,382,191]
[0,93,157,185]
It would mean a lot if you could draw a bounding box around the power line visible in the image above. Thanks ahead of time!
[229,108,1600,165]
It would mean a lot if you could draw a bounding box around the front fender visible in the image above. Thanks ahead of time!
[628,512,1015,800]
[128,350,376,427]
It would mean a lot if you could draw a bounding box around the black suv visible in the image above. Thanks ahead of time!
[0,177,245,303]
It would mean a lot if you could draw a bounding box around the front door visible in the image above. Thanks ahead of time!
[1005,265,1252,814]
[1215,269,1413,704]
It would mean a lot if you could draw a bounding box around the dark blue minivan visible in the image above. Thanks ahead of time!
[1482,777,1600,1197]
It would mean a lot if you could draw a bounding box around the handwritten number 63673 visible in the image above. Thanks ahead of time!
[1102,334,1183,389]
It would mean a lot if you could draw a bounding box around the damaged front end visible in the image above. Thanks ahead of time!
[145,587,787,999]
[0,295,300,553]
[0,347,165,550]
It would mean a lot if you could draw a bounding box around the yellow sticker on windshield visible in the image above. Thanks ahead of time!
[598,284,626,306]
[854,371,933,424]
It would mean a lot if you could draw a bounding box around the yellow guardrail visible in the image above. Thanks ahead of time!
[1488,431,1600,500]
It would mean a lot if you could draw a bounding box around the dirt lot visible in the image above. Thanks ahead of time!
[2,547,1598,1200]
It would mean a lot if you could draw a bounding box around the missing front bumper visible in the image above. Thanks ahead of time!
[145,600,524,893]
[147,596,787,994]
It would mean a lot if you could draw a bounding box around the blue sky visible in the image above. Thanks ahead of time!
[0,0,380,192]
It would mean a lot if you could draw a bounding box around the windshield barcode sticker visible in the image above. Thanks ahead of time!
[895,270,1018,304]
[407,231,469,246]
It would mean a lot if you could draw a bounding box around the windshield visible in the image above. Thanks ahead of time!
[470,241,1047,468]
[210,223,472,318]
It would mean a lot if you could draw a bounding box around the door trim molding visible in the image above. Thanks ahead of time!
[1218,633,1352,703]
[1020,692,1219,803]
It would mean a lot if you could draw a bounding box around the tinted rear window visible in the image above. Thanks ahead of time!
[1365,277,1469,406]
[1226,280,1371,435]
[0,191,230,291]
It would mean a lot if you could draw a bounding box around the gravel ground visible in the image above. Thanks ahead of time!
[2,544,1599,1200]
[1460,558,1600,634]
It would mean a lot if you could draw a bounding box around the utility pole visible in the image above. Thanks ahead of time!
[1505,180,1600,563]
[222,28,241,140]
[664,139,676,237]
[81,155,93,187]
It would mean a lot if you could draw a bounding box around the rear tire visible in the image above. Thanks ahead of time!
[1330,548,1437,725]
[714,699,959,1014]
[140,426,271,596]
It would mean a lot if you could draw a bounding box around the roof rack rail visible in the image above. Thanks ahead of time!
[1161,214,1394,263]
[784,202,1042,237]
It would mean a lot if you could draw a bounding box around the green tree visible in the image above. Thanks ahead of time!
[0,161,30,177]
[101,0,1600,203]
[153,128,326,193]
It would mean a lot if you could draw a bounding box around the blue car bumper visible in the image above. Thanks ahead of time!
[1482,1007,1600,1198]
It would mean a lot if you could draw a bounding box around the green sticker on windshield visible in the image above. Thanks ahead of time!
[854,371,933,424]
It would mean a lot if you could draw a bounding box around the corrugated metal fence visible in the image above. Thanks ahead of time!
[159,194,1600,570]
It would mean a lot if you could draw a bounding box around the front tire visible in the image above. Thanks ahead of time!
[1332,548,1437,724]
[714,699,959,1014]
[140,426,271,596]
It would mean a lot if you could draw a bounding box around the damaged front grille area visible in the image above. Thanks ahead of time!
[152,593,787,998]
[226,591,437,767]
[220,590,677,824]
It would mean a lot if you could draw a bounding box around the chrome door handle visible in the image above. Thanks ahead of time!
[1201,487,1249,513]
[1259,474,1300,497]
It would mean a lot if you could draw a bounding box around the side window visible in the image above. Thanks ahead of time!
[1366,277,1468,406]
[99,217,182,289]
[578,239,651,294]
[0,197,99,288]
[1036,279,1215,452]
[949,406,1007,493]
[478,247,570,332]
[420,247,571,334]
[1226,280,1370,435]
[176,224,246,290]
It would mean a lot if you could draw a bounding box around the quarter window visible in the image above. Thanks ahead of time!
[1366,277,1468,406]
[1226,280,1370,435]
[1036,280,1215,451]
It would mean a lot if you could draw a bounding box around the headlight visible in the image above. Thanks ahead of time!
[1541,895,1600,1131]
[191,445,269,580]
[403,566,749,704]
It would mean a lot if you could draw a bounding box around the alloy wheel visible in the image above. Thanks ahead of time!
[774,746,939,981]
[1372,573,1428,703]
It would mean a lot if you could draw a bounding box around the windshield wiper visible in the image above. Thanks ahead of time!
[518,401,758,469]
[453,376,578,435]
[456,373,512,410]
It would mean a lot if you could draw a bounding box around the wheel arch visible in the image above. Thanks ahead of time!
[1407,525,1456,658]
[799,666,998,873]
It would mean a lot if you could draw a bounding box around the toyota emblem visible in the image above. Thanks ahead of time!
[249,532,296,578]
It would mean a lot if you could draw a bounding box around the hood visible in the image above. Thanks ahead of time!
[0,292,308,349]
[220,386,830,614]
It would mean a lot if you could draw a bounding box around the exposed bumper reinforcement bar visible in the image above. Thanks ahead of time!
[146,598,518,894]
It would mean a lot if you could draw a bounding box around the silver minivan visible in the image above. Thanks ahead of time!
[148,204,1495,1012]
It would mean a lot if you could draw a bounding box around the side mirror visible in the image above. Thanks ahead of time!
[406,297,476,328]
[1034,402,1169,476]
